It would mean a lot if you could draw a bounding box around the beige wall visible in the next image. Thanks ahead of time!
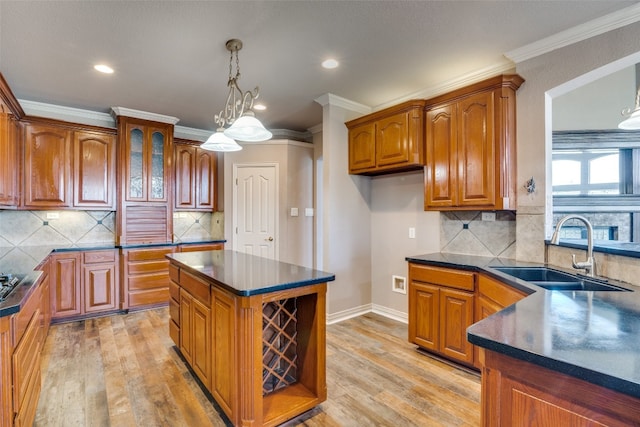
[222,139,314,267]
[515,21,640,263]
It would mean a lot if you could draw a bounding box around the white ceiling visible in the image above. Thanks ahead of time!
[0,1,638,136]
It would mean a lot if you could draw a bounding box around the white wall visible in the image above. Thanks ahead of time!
[515,21,640,262]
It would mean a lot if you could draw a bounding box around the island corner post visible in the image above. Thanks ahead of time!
[166,250,334,426]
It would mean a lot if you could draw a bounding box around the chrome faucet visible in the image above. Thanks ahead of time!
[550,214,595,277]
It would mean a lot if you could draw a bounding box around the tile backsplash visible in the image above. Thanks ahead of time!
[440,211,516,258]
[0,210,224,273]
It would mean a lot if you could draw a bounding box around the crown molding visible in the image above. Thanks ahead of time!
[314,93,372,115]
[174,125,212,142]
[505,3,640,64]
[239,138,313,148]
[270,128,312,142]
[308,123,323,135]
[375,61,515,111]
[111,106,179,125]
[19,99,115,128]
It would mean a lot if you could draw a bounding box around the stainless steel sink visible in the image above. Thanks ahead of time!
[491,266,629,292]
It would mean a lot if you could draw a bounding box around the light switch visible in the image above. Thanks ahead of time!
[305,208,314,217]
[409,227,416,239]
[290,207,299,217]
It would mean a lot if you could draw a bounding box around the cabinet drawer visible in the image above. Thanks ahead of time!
[128,260,170,275]
[181,272,211,305]
[13,310,41,413]
[127,247,174,262]
[83,250,116,264]
[128,288,170,307]
[169,281,180,302]
[409,263,475,291]
[128,273,170,291]
[169,264,180,284]
[478,274,527,308]
[180,243,223,252]
[169,299,180,325]
[169,320,179,347]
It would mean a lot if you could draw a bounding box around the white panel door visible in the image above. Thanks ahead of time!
[234,164,278,259]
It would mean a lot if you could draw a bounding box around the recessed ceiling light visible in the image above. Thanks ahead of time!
[322,59,339,69]
[94,64,114,74]
[253,103,266,111]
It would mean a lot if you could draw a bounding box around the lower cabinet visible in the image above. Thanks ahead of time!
[121,246,175,310]
[408,263,475,366]
[50,249,118,321]
[0,316,12,427]
[481,349,640,426]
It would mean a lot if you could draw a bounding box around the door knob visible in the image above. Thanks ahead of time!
[266,237,274,241]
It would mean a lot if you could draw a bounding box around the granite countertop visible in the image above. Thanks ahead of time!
[407,253,640,399]
[0,271,43,317]
[167,250,336,296]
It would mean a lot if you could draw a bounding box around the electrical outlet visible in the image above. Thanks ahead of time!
[290,207,299,217]
[46,212,59,219]
[409,227,416,239]
[482,212,496,221]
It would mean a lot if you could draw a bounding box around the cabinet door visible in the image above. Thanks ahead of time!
[50,253,81,319]
[376,112,409,167]
[211,287,235,415]
[425,103,457,208]
[439,287,474,364]
[408,281,439,351]
[457,91,496,207]
[83,263,117,313]
[196,148,217,210]
[74,130,116,209]
[180,290,193,365]
[175,144,196,209]
[148,126,170,202]
[192,298,211,387]
[348,122,376,173]
[0,113,20,206]
[24,123,72,208]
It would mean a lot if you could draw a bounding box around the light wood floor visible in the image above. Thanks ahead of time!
[35,308,480,427]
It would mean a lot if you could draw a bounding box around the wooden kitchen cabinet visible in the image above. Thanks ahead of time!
[178,242,224,252]
[424,74,523,211]
[0,112,20,207]
[50,250,119,321]
[0,316,11,427]
[73,130,116,209]
[480,349,640,426]
[174,140,217,211]
[23,122,72,208]
[346,100,426,175]
[121,246,175,310]
[408,263,475,366]
[116,115,174,245]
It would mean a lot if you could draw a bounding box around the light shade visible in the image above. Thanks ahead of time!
[224,112,273,142]
[618,109,640,130]
[200,130,243,152]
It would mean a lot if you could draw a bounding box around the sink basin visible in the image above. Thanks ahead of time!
[491,266,629,292]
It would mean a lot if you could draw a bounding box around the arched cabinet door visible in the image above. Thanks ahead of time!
[174,141,217,211]
[73,130,116,209]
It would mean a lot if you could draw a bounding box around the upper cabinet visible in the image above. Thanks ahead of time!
[174,140,217,211]
[116,114,175,245]
[346,100,426,175]
[22,120,116,210]
[73,130,116,209]
[424,74,524,211]
[23,123,72,208]
[0,112,20,207]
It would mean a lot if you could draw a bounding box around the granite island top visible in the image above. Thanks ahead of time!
[407,253,640,399]
[167,250,336,297]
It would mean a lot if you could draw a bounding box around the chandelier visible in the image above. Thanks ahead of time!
[619,85,640,130]
[201,39,272,152]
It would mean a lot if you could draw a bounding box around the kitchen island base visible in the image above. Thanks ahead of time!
[167,251,333,427]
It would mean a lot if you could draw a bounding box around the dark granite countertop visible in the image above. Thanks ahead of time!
[167,250,335,297]
[0,271,43,317]
[407,253,640,399]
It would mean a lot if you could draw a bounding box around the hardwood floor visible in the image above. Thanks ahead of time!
[35,308,480,427]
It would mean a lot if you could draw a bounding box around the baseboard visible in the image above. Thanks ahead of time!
[326,303,408,325]
[371,304,408,324]
[326,304,372,325]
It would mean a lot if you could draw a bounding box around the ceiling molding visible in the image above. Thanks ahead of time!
[308,123,323,135]
[174,125,212,142]
[19,99,115,128]
[111,107,179,125]
[375,62,515,112]
[505,3,640,64]
[239,138,313,148]
[314,93,372,115]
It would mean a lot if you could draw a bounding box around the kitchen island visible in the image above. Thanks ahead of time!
[166,250,335,427]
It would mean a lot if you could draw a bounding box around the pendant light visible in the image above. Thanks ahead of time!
[619,86,640,130]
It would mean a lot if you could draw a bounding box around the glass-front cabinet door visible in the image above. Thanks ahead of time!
[124,122,169,202]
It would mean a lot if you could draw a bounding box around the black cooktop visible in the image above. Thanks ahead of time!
[0,274,24,301]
